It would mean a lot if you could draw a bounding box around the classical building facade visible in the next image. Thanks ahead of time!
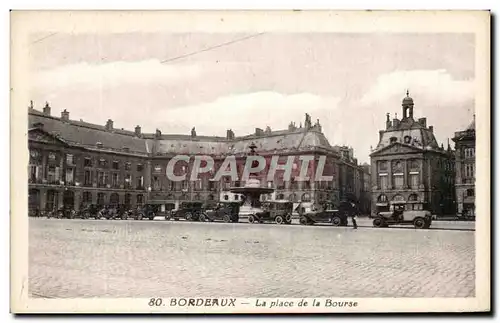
[369,92,455,216]
[28,103,367,213]
[452,115,475,217]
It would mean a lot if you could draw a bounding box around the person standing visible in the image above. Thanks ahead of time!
[350,202,358,229]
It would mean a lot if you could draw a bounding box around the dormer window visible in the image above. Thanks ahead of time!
[404,136,411,144]
[390,137,398,144]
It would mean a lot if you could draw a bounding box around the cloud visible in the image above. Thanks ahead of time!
[154,91,342,138]
[34,60,204,89]
[360,69,474,106]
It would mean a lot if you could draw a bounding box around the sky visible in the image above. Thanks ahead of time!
[29,32,476,163]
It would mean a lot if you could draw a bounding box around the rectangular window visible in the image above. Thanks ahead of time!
[66,154,74,165]
[124,174,132,188]
[393,175,404,189]
[379,175,388,190]
[112,161,119,170]
[137,176,144,189]
[65,168,74,184]
[84,157,92,167]
[137,164,144,172]
[112,173,119,187]
[125,162,131,170]
[99,159,107,167]
[410,174,419,188]
[84,170,92,185]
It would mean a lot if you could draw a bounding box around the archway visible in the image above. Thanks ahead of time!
[28,189,40,214]
[46,190,59,211]
[109,193,119,206]
[63,190,75,209]
[392,194,405,202]
[301,193,311,202]
[377,194,388,203]
[408,194,418,202]
[97,192,105,207]
[124,193,131,207]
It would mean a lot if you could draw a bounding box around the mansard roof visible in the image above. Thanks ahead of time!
[28,109,336,157]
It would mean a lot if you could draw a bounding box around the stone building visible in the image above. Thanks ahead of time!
[369,92,455,216]
[28,103,365,213]
[452,115,475,218]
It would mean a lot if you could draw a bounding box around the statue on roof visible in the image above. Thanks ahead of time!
[191,127,197,137]
[305,113,312,129]
[265,126,272,134]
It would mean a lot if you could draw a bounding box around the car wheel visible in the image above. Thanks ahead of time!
[299,216,308,225]
[136,213,143,221]
[223,214,231,223]
[185,212,193,221]
[275,215,284,225]
[199,213,206,222]
[373,217,384,228]
[248,215,255,224]
[164,213,171,221]
[285,214,292,224]
[413,217,426,229]
[331,216,342,226]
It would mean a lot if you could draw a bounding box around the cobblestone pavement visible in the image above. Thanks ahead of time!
[29,218,475,298]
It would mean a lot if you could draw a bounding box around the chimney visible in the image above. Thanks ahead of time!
[429,125,434,133]
[61,109,69,121]
[255,128,264,136]
[386,113,391,130]
[105,119,113,131]
[418,117,427,128]
[155,129,162,138]
[135,125,141,136]
[28,100,34,110]
[226,129,235,140]
[43,102,51,116]
[392,118,400,128]
[379,130,384,141]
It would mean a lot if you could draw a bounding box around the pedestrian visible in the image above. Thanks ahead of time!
[350,203,358,229]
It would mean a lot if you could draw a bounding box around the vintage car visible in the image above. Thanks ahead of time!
[372,201,432,229]
[78,204,101,219]
[134,204,161,220]
[199,201,240,223]
[144,202,177,220]
[170,201,204,221]
[297,201,353,226]
[46,206,77,219]
[250,200,293,224]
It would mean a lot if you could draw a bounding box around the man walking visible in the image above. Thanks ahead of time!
[350,202,358,229]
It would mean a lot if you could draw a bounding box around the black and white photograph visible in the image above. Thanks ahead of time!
[10,10,490,313]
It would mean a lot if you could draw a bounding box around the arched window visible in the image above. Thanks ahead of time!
[301,193,311,202]
[109,193,119,206]
[392,194,405,202]
[277,193,284,200]
[97,192,105,206]
[288,193,297,203]
[377,194,388,203]
[124,193,131,206]
[136,194,144,206]
[408,194,418,201]
[466,189,475,197]
[208,194,215,201]
[223,194,229,201]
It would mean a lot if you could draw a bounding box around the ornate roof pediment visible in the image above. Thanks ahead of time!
[370,142,423,157]
[28,128,69,146]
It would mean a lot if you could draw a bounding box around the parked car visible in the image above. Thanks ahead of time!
[170,201,204,221]
[78,204,101,219]
[48,206,77,219]
[372,201,432,229]
[146,202,177,220]
[297,201,352,226]
[252,200,293,224]
[135,204,161,220]
[199,201,240,223]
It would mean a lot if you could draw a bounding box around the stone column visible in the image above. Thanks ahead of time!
[41,153,47,183]
[387,160,393,189]
[404,159,409,188]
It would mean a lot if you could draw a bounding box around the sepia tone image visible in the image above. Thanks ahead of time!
[11,11,490,313]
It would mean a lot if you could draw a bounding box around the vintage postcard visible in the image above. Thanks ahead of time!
[10,10,490,313]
